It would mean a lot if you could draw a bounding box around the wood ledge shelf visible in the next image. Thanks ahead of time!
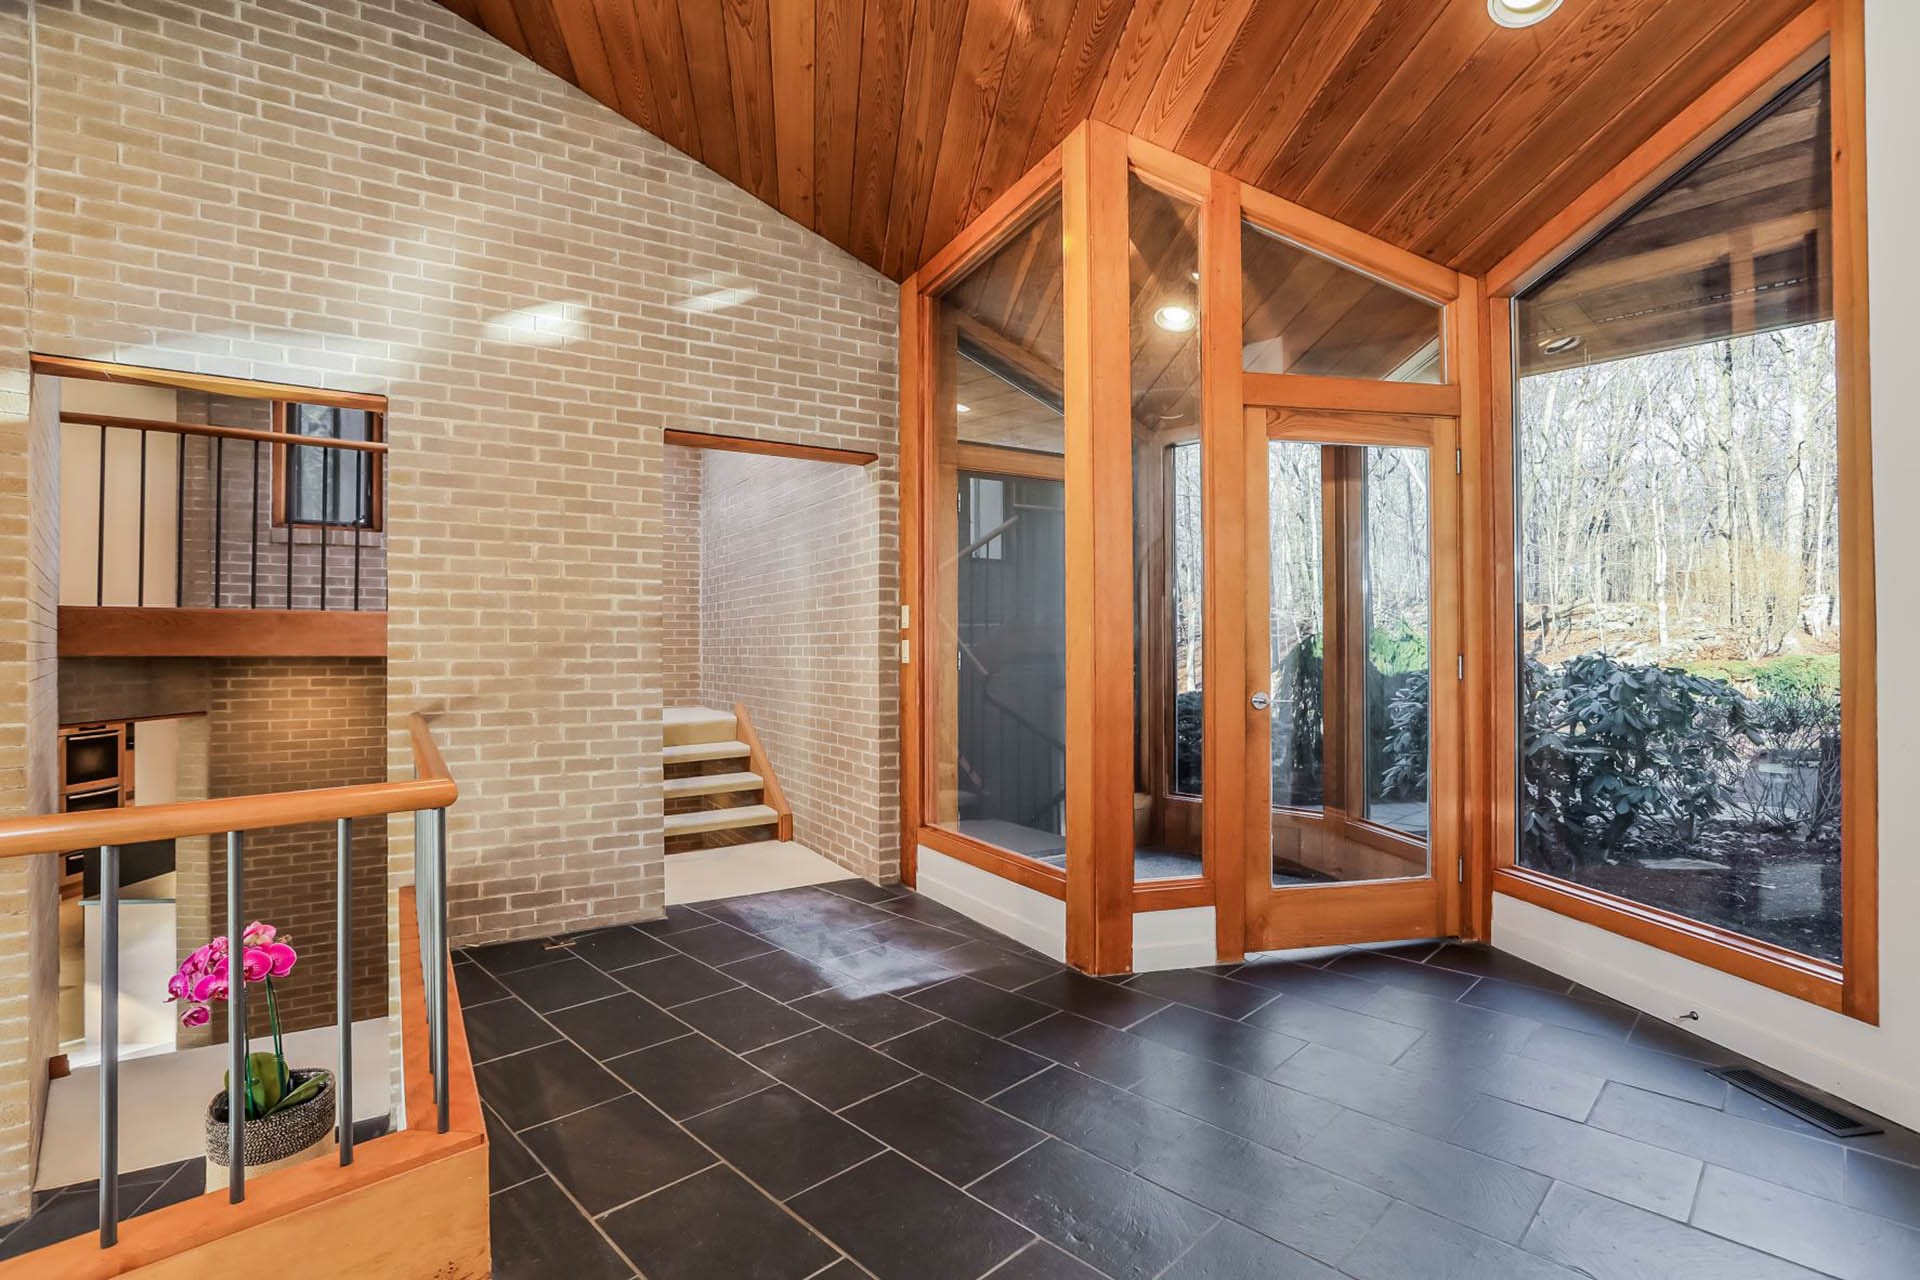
[60,607,387,659]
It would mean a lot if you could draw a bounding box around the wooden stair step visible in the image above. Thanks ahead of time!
[663,705,738,747]
[663,739,752,765]
[663,771,763,798]
[663,804,779,837]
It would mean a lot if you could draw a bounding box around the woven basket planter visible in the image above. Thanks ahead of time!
[203,1068,336,1190]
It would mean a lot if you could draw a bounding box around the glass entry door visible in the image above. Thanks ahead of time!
[1244,408,1459,951]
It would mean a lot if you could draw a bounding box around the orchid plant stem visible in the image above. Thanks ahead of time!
[264,978,290,1095]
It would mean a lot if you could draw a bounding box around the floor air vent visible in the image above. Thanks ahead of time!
[1711,1066,1883,1137]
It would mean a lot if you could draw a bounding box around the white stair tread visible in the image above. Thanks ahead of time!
[664,706,738,747]
[664,740,752,764]
[664,804,779,836]
[664,771,763,797]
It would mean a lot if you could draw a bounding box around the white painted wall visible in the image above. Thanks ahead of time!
[1491,0,1920,1130]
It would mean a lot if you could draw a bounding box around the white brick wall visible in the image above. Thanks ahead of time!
[0,0,899,1207]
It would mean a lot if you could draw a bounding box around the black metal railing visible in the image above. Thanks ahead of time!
[61,411,386,612]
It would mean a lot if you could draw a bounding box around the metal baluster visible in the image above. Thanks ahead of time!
[136,434,147,608]
[318,444,331,611]
[336,817,354,1165]
[432,807,449,1134]
[98,845,120,1248]
[174,435,185,607]
[352,451,363,612]
[213,438,225,608]
[95,426,107,606]
[226,831,246,1203]
[249,441,260,609]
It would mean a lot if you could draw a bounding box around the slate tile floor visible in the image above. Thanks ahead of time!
[466,882,1920,1280]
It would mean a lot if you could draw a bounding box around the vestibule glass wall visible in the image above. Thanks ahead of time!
[925,193,1069,869]
[1129,172,1205,883]
[1513,65,1842,963]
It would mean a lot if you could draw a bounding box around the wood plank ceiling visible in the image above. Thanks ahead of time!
[435,0,1814,283]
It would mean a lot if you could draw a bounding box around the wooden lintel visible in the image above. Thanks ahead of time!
[663,428,878,467]
[59,607,387,659]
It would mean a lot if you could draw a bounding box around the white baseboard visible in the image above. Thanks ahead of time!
[1132,906,1217,972]
[914,847,1066,961]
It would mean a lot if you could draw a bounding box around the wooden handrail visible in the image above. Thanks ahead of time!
[60,411,388,453]
[732,702,793,842]
[0,713,454,859]
[32,352,390,413]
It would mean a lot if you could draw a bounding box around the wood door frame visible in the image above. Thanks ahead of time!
[1241,409,1462,954]
[1473,0,1877,1021]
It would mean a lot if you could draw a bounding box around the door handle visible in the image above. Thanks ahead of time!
[1250,692,1271,710]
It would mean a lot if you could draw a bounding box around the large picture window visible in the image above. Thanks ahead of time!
[1514,65,1842,963]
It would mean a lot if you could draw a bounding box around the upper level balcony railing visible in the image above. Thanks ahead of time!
[61,409,387,615]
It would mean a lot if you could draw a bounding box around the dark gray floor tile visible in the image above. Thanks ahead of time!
[465,994,562,1064]
[1127,1002,1305,1077]
[1159,1219,1341,1279]
[698,886,886,937]
[1017,970,1168,1029]
[938,940,1064,992]
[1392,1033,1605,1121]
[543,991,688,1061]
[788,1152,1032,1280]
[611,953,741,1006]
[1588,1082,1846,1200]
[1241,993,1423,1065]
[1522,1182,1829,1279]
[495,955,625,1013]
[906,975,1054,1037]
[470,936,578,976]
[664,921,781,966]
[1132,1056,1340,1155]
[485,1106,546,1194]
[1135,1121,1390,1264]
[1846,1149,1920,1229]
[600,1165,835,1280]
[989,1240,1107,1278]
[629,903,714,936]
[684,1085,882,1200]
[1320,950,1481,1001]
[1123,969,1278,1020]
[520,1094,715,1214]
[1422,944,1574,993]
[455,962,510,1007]
[1691,1164,1920,1279]
[816,877,912,906]
[564,924,677,972]
[475,1040,630,1131]
[1007,1012,1197,1089]
[745,1026,916,1111]
[974,1139,1217,1280]
[491,1177,632,1280]
[882,1017,1049,1098]
[604,1033,775,1119]
[1269,1042,1477,1137]
[791,986,942,1045]
[1345,983,1541,1052]
[1341,1200,1583,1280]
[994,1065,1199,1171]
[720,948,842,1002]
[1230,960,1386,1012]
[1461,979,1638,1040]
[671,985,819,1053]
[840,1075,1045,1185]
[1450,1094,1703,1219]
[1516,1024,1727,1106]
[821,942,960,993]
[1294,1108,1550,1244]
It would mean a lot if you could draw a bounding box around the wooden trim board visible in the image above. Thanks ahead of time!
[59,607,387,659]
[663,428,878,467]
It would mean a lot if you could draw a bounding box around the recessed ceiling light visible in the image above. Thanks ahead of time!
[1153,304,1197,333]
[1488,0,1563,28]
[1540,335,1581,355]
[956,403,971,413]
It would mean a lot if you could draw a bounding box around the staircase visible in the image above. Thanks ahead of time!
[664,705,790,851]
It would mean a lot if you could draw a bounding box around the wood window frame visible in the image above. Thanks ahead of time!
[1474,1,1877,1022]
[271,401,387,533]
